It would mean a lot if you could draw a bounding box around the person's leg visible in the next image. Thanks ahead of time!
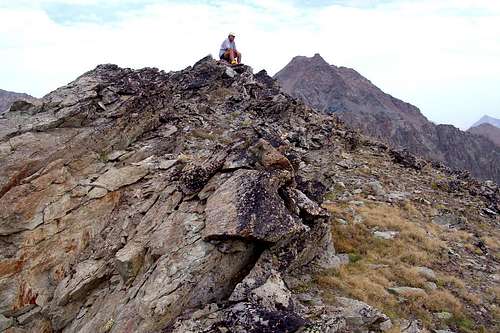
[229,48,236,62]
[236,51,242,64]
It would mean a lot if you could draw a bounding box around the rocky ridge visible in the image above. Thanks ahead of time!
[274,54,500,184]
[0,56,498,333]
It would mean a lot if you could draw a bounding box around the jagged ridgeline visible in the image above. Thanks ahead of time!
[0,56,498,332]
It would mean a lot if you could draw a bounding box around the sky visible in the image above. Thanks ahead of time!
[0,0,499,129]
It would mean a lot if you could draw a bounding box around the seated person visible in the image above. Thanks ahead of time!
[219,32,241,64]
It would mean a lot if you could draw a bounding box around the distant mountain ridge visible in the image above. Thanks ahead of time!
[468,123,500,147]
[471,115,500,129]
[0,89,36,114]
[274,54,500,183]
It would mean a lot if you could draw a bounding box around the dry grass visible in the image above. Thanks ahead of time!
[483,235,500,252]
[316,201,486,329]
[438,275,466,291]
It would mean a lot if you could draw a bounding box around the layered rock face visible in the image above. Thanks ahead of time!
[0,89,36,114]
[274,54,500,183]
[0,57,498,333]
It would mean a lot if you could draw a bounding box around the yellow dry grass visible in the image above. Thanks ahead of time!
[316,201,480,328]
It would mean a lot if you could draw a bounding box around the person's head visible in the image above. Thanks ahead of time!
[228,32,235,42]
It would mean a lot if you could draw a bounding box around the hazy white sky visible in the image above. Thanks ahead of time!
[1,0,499,129]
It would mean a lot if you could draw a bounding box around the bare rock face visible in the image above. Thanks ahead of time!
[275,54,500,183]
[0,57,497,332]
[204,169,305,243]
[0,58,348,332]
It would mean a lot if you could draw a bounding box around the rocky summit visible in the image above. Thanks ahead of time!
[0,56,498,333]
[274,54,500,184]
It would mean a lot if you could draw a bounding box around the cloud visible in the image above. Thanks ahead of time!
[0,0,499,128]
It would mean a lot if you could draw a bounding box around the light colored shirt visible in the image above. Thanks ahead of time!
[219,38,237,57]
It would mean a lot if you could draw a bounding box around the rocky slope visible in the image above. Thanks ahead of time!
[468,123,500,147]
[472,115,500,129]
[0,57,498,333]
[0,89,36,114]
[274,54,500,183]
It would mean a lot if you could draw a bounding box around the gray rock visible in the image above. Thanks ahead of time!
[400,319,425,333]
[222,302,307,333]
[250,272,292,310]
[0,313,13,331]
[16,306,41,325]
[283,187,328,218]
[52,259,108,306]
[159,159,177,170]
[115,243,145,283]
[416,266,437,281]
[0,278,21,316]
[93,166,148,191]
[424,282,438,291]
[224,67,237,78]
[336,218,348,225]
[335,297,392,331]
[87,186,108,199]
[107,150,127,161]
[367,180,386,196]
[434,311,453,320]
[432,214,466,227]
[353,214,364,224]
[388,287,426,297]
[374,230,399,240]
[386,191,410,202]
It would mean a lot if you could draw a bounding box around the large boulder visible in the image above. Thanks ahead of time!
[203,169,306,243]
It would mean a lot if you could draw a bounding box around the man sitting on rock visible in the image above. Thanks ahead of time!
[219,32,241,65]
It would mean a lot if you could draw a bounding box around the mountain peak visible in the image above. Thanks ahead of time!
[472,114,500,128]
[468,122,500,146]
[275,55,500,183]
[287,53,330,68]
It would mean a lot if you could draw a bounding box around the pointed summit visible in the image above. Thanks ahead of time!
[288,53,330,68]
[471,115,500,129]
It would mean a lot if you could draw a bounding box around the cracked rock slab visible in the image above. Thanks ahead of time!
[203,169,306,243]
[92,166,148,191]
[52,259,108,306]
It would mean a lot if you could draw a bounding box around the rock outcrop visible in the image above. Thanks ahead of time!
[274,54,500,183]
[0,58,371,332]
[0,56,498,333]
